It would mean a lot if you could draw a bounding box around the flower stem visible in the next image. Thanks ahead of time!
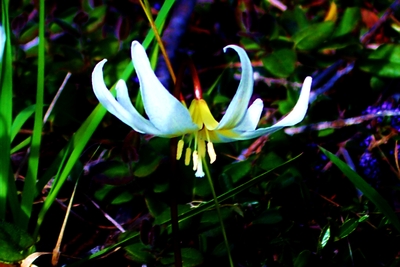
[202,160,234,267]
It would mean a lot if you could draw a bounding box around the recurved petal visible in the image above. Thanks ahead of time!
[115,80,164,135]
[131,41,199,136]
[272,76,312,128]
[210,125,282,143]
[92,60,159,134]
[216,44,254,130]
[233,98,264,131]
[212,76,312,142]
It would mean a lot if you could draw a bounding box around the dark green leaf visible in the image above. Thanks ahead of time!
[125,242,154,264]
[262,48,296,78]
[253,209,283,225]
[359,44,400,78]
[335,218,359,241]
[11,104,35,141]
[281,6,309,35]
[293,250,313,267]
[161,248,204,266]
[333,7,360,38]
[0,222,34,263]
[222,160,251,184]
[319,224,330,250]
[292,21,335,50]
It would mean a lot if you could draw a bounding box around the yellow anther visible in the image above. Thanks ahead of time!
[176,139,184,160]
[185,147,192,166]
[207,142,216,163]
[192,151,199,171]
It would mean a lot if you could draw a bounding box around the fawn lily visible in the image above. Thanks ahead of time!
[92,41,312,177]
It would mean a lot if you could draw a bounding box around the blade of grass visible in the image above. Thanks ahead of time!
[11,105,36,142]
[319,146,400,233]
[0,0,16,220]
[67,154,301,266]
[33,0,176,239]
[18,0,45,230]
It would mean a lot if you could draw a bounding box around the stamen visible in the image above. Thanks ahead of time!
[207,142,216,163]
[185,147,192,166]
[205,130,216,163]
[192,151,199,171]
[176,139,184,160]
[195,159,205,177]
[198,139,206,158]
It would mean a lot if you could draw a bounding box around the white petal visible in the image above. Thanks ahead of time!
[233,98,263,131]
[131,41,199,135]
[216,45,254,130]
[0,26,5,63]
[231,126,284,140]
[212,77,312,142]
[115,80,166,135]
[211,125,282,143]
[92,59,160,134]
[273,76,312,127]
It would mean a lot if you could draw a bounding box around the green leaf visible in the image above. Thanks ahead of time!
[0,221,35,263]
[333,7,360,38]
[262,48,296,78]
[19,0,46,231]
[274,87,301,115]
[19,23,39,44]
[319,224,330,250]
[200,206,233,224]
[281,6,309,35]
[160,248,204,266]
[11,105,35,142]
[212,241,233,257]
[335,218,359,241]
[134,154,162,177]
[0,0,15,221]
[359,44,400,78]
[292,21,335,50]
[222,160,251,184]
[318,128,335,137]
[90,37,120,60]
[125,242,154,264]
[253,209,283,225]
[83,5,107,33]
[320,146,400,233]
[293,250,313,267]
[259,152,284,171]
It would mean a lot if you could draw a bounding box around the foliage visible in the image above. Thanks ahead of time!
[1,0,400,266]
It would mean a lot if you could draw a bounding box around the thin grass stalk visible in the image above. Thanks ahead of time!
[202,160,234,267]
[139,0,176,83]
[0,0,15,220]
[19,0,45,230]
[52,177,79,266]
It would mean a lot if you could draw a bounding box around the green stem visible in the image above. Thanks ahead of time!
[202,160,234,267]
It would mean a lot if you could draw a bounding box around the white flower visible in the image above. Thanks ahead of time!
[92,41,312,177]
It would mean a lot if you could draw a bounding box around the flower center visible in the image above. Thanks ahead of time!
[176,99,218,177]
